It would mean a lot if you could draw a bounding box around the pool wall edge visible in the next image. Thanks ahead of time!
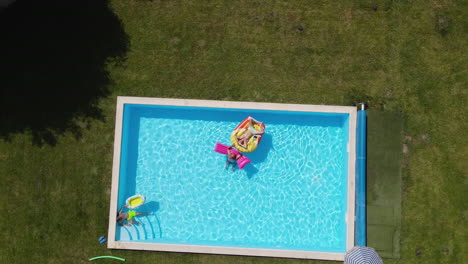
[115,96,356,113]
[108,97,125,247]
[110,241,346,261]
[346,109,357,252]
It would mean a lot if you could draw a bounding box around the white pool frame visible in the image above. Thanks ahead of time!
[108,96,357,261]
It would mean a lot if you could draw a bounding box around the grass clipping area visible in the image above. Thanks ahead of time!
[0,0,466,264]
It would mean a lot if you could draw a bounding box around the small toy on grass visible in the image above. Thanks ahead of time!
[98,235,107,244]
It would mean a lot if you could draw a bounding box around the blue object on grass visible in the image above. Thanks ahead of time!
[98,236,107,243]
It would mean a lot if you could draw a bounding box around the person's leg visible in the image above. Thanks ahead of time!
[243,131,253,140]
[136,212,151,216]
[238,139,247,148]
[236,136,245,148]
[243,130,253,147]
[133,212,151,224]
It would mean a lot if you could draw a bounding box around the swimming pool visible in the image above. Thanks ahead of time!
[108,97,357,260]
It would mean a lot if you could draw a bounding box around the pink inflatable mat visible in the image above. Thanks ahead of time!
[214,142,251,169]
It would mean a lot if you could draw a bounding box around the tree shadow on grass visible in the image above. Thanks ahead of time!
[0,0,129,145]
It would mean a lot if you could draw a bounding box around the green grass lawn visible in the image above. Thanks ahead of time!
[0,0,466,263]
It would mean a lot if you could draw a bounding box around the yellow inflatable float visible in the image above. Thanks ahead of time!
[126,194,145,209]
[230,116,265,153]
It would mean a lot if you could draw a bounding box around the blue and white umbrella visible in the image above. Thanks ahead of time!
[345,246,383,264]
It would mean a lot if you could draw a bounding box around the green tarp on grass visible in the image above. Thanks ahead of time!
[366,110,403,259]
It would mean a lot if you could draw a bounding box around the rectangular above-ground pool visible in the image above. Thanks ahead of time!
[108,97,357,261]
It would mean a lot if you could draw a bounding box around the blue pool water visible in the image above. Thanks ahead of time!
[116,104,350,253]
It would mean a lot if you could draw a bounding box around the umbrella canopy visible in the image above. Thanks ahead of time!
[345,246,383,264]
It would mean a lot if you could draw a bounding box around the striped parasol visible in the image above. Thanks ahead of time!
[345,246,383,264]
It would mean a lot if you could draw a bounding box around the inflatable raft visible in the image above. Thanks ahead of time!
[214,142,251,169]
[126,194,145,209]
[230,116,265,153]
